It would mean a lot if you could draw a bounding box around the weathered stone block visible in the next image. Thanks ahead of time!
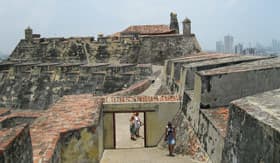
[222,89,280,163]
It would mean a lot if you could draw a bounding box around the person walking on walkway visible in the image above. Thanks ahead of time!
[165,121,176,156]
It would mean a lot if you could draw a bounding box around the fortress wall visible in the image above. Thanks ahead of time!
[195,64,280,108]
[222,89,280,163]
[0,63,151,109]
[8,34,201,65]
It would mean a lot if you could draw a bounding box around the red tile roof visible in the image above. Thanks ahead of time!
[121,25,175,35]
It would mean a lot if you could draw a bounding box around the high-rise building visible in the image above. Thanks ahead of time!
[272,39,280,51]
[224,35,234,53]
[235,43,243,54]
[216,41,224,53]
[243,48,256,55]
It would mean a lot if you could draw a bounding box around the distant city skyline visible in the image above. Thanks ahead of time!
[1,0,280,54]
[216,34,280,56]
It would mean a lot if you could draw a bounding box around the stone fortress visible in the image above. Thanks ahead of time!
[0,12,279,163]
[0,12,200,110]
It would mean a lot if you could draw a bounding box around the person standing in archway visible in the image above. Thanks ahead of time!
[129,115,136,140]
[165,121,176,156]
[134,112,142,138]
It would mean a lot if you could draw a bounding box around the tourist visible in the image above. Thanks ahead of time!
[134,112,142,137]
[129,115,136,140]
[165,121,176,156]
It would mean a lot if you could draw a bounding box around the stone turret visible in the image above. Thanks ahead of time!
[182,17,191,36]
[169,12,179,34]
[25,26,33,41]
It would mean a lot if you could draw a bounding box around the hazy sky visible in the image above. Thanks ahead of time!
[0,0,280,54]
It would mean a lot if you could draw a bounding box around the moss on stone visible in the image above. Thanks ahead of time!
[61,129,99,163]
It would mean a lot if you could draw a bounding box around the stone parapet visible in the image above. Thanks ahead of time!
[182,55,271,91]
[195,58,280,108]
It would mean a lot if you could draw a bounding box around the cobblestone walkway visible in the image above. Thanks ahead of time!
[139,65,163,96]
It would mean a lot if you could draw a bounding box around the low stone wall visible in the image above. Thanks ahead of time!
[0,124,33,163]
[109,79,152,96]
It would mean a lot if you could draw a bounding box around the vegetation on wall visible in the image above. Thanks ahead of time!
[61,129,99,163]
